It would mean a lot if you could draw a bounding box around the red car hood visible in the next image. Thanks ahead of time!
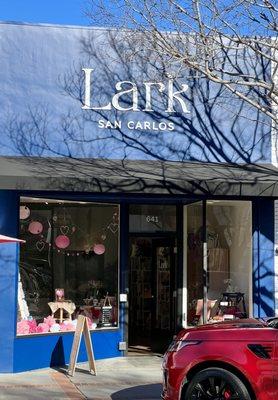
[176,319,276,341]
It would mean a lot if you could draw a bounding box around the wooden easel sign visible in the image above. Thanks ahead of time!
[67,315,97,377]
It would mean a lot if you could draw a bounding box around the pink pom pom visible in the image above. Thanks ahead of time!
[27,319,37,333]
[93,243,105,255]
[28,221,43,235]
[59,323,68,332]
[20,205,30,220]
[65,323,75,331]
[36,323,49,333]
[17,320,30,335]
[44,316,56,327]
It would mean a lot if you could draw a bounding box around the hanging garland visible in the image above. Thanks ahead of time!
[19,204,119,256]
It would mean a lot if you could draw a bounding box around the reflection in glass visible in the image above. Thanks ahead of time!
[206,201,252,321]
[185,202,204,326]
[129,205,176,232]
[184,200,252,327]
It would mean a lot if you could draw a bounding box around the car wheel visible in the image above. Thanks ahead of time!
[184,367,251,400]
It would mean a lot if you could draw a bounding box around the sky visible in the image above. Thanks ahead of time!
[0,0,89,26]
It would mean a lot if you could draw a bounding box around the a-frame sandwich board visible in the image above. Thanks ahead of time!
[67,315,97,377]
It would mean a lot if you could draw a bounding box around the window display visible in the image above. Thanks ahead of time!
[185,200,252,326]
[17,198,119,335]
[206,201,252,322]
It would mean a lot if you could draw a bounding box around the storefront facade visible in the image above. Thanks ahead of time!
[0,22,277,372]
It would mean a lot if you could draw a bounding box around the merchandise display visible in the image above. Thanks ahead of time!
[186,201,251,326]
[17,293,118,335]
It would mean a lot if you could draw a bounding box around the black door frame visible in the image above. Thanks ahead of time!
[183,200,208,326]
[120,201,208,352]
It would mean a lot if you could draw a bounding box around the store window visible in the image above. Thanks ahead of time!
[17,198,119,335]
[185,200,252,326]
[206,201,252,320]
[129,204,176,232]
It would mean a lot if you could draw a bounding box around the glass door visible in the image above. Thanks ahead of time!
[153,237,176,348]
[184,201,207,326]
[128,236,176,353]
[129,237,153,349]
[206,200,252,321]
[184,200,252,327]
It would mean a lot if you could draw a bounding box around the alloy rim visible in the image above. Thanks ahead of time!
[190,376,241,399]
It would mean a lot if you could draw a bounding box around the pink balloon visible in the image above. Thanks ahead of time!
[28,221,43,235]
[20,206,30,220]
[55,235,70,249]
[93,243,105,255]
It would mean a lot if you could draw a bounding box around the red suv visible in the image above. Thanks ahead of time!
[162,319,278,400]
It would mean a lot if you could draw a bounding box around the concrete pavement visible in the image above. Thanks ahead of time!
[0,355,163,399]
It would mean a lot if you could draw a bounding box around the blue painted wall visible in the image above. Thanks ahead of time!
[253,199,275,318]
[14,330,122,372]
[0,189,124,373]
[0,190,19,372]
[0,22,272,164]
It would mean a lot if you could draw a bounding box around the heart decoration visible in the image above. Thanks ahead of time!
[108,222,119,234]
[60,226,69,235]
[36,240,45,252]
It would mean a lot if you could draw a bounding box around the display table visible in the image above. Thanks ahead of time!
[216,292,247,319]
[48,301,76,323]
[79,305,102,320]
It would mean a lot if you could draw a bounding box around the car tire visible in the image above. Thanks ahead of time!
[183,367,251,400]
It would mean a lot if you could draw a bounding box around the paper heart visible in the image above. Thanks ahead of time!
[36,240,45,252]
[108,222,119,234]
[60,226,69,235]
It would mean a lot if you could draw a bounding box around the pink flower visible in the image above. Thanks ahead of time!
[36,323,49,333]
[27,319,37,333]
[43,316,56,327]
[17,320,30,335]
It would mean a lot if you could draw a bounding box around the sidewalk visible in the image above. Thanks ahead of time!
[0,356,163,400]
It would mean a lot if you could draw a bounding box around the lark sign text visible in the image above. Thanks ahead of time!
[82,68,190,131]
